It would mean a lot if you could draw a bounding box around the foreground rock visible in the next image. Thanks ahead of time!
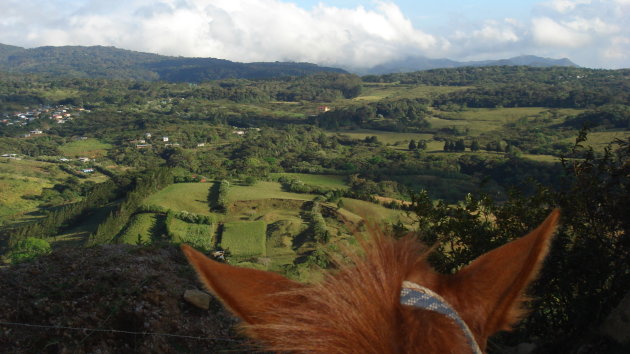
[0,244,251,353]
[184,289,211,310]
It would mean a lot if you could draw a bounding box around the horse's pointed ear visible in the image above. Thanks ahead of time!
[454,209,560,336]
[181,245,302,324]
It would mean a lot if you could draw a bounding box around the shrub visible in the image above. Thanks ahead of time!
[9,237,51,263]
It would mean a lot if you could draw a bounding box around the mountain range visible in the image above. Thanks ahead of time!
[0,43,578,81]
[356,55,578,75]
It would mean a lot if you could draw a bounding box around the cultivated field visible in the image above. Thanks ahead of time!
[59,138,112,158]
[118,213,158,245]
[351,83,471,102]
[144,183,213,215]
[168,217,214,251]
[0,159,75,224]
[560,130,630,151]
[228,181,316,201]
[270,173,348,188]
[221,220,267,257]
[340,198,412,225]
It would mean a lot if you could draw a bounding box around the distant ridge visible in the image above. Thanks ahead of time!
[0,43,579,80]
[355,55,578,75]
[0,43,347,82]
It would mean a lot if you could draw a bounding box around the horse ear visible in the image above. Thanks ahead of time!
[181,245,302,324]
[453,209,559,336]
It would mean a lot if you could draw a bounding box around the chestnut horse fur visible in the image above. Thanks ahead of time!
[182,209,560,353]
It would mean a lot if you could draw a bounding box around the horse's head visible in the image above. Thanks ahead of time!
[182,210,559,353]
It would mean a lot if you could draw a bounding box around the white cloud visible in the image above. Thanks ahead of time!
[544,0,592,13]
[532,17,592,47]
[603,36,630,59]
[0,0,627,69]
[0,0,443,68]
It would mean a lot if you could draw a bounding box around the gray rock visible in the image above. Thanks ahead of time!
[183,289,211,310]
[516,342,537,354]
[600,291,630,344]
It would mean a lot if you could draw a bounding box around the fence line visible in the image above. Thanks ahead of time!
[0,320,240,342]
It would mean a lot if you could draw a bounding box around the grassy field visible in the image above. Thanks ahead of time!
[329,129,434,145]
[340,198,413,225]
[0,175,51,222]
[168,217,215,250]
[521,154,562,163]
[270,173,348,189]
[59,138,112,158]
[52,203,118,249]
[144,183,214,215]
[560,130,630,151]
[0,159,73,224]
[118,213,158,245]
[229,181,316,201]
[352,84,470,103]
[221,220,267,256]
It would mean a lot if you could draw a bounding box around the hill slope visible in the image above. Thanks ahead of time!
[0,44,346,81]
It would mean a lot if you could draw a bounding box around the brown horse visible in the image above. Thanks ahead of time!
[182,210,559,353]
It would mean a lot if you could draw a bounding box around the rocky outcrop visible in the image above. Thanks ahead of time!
[0,244,250,353]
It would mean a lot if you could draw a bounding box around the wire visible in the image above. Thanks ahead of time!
[0,320,240,342]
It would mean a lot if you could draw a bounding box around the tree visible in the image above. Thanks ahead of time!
[408,140,417,150]
[455,139,466,152]
[470,139,480,152]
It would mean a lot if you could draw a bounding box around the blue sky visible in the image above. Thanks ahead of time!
[0,0,628,69]
[293,1,537,28]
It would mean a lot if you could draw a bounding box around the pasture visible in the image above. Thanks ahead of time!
[221,220,267,257]
[52,203,119,249]
[270,173,348,189]
[0,159,74,224]
[59,138,112,158]
[117,213,159,245]
[168,217,215,251]
[144,183,214,216]
[340,198,412,225]
[228,181,316,202]
[329,129,434,146]
[352,83,471,103]
[561,130,630,151]
[0,175,50,223]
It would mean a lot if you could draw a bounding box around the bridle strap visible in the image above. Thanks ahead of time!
[400,281,483,354]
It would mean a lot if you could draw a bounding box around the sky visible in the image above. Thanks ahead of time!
[0,0,628,69]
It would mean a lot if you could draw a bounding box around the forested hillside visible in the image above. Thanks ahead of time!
[0,44,346,81]
[0,65,628,353]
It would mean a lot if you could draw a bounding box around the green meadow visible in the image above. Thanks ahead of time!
[561,130,630,151]
[270,173,348,189]
[168,217,215,251]
[340,198,412,225]
[221,220,267,257]
[59,138,112,158]
[0,159,75,224]
[228,181,316,201]
[117,213,158,245]
[329,129,435,146]
[351,83,471,103]
[144,183,213,215]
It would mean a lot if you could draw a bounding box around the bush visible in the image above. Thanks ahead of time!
[9,238,51,263]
